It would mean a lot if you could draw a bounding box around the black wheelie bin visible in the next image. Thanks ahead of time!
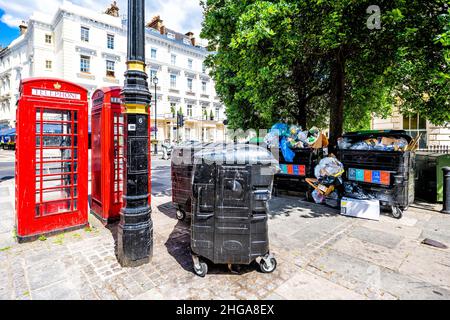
[190,144,279,277]
[171,141,225,221]
[338,130,415,219]
[273,148,323,199]
[171,140,203,221]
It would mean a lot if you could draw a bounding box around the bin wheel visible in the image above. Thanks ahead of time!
[391,206,403,219]
[176,209,186,221]
[193,261,208,277]
[260,256,277,273]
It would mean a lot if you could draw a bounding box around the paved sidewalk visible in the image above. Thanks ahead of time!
[1,176,450,300]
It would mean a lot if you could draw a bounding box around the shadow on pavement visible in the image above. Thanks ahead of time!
[268,195,341,219]
[0,176,14,182]
[159,200,261,276]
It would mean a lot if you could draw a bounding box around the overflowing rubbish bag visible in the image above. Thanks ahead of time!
[264,123,328,152]
[306,155,345,204]
[338,136,411,152]
[314,156,345,180]
[265,123,327,197]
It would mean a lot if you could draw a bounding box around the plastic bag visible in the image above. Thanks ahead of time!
[280,137,295,163]
[312,189,325,204]
[270,123,289,137]
[314,157,345,179]
[343,182,375,200]
[264,131,279,148]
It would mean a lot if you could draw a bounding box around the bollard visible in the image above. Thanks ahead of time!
[442,167,450,214]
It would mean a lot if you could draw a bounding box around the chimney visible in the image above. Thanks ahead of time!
[105,1,120,17]
[19,21,28,35]
[146,15,165,34]
[185,32,195,46]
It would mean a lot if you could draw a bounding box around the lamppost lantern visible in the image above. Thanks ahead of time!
[152,76,158,85]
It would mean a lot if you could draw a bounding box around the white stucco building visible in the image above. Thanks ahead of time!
[0,1,227,143]
[371,109,450,149]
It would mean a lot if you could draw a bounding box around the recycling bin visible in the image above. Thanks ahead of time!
[171,141,225,221]
[273,148,323,199]
[171,140,203,221]
[415,152,450,203]
[338,130,415,219]
[190,144,278,277]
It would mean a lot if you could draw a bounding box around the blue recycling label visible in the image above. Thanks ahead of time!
[348,168,356,180]
[355,169,365,181]
[372,170,381,184]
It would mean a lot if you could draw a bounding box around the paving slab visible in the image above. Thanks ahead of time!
[349,226,404,249]
[274,270,366,300]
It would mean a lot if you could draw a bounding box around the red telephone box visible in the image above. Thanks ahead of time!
[90,87,124,224]
[15,78,89,242]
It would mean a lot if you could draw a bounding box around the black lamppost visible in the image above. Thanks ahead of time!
[117,0,153,267]
[152,75,158,155]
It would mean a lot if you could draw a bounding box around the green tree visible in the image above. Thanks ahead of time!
[201,0,450,147]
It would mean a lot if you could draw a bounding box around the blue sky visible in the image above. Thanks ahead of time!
[0,0,204,48]
[0,9,19,47]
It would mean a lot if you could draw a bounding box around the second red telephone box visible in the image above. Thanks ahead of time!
[90,87,124,224]
[15,78,89,242]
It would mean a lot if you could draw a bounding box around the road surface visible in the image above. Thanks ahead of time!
[0,150,171,194]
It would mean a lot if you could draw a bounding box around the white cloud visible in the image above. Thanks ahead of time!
[0,0,204,38]
[1,13,21,28]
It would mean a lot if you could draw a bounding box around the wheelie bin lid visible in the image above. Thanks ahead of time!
[193,143,279,166]
[341,130,413,143]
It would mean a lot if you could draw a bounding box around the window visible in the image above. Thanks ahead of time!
[185,128,191,140]
[170,74,177,88]
[151,48,157,59]
[107,34,114,49]
[215,107,220,120]
[150,69,157,81]
[183,38,191,45]
[171,54,177,65]
[202,81,207,93]
[403,113,427,148]
[81,27,90,42]
[45,60,52,70]
[80,55,90,73]
[187,78,193,91]
[187,105,193,117]
[188,59,193,69]
[45,34,52,44]
[202,106,207,120]
[202,63,206,74]
[106,60,115,77]
[167,32,175,40]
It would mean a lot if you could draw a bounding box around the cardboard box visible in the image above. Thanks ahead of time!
[340,197,380,221]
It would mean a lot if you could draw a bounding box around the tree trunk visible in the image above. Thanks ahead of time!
[328,48,345,154]
[295,101,307,129]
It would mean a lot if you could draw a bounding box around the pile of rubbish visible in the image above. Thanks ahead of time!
[264,123,328,162]
[337,136,409,152]
[307,156,344,206]
[307,156,375,207]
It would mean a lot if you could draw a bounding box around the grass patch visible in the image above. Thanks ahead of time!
[72,233,81,239]
[38,235,47,241]
[53,234,64,245]
[0,246,11,252]
[84,226,92,233]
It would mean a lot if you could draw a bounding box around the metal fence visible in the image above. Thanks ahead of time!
[417,145,450,153]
